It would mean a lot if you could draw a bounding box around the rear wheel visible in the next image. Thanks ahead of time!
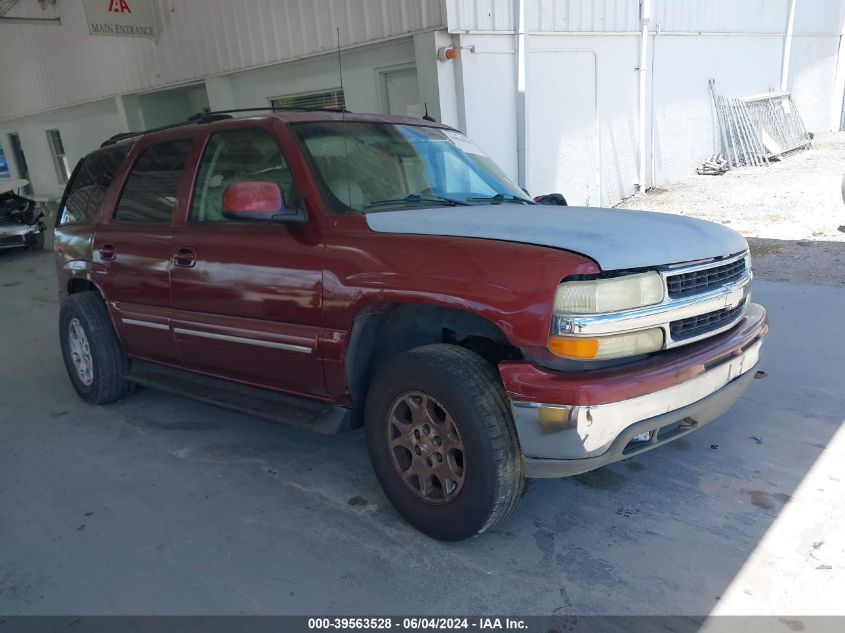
[365,344,524,540]
[59,292,134,404]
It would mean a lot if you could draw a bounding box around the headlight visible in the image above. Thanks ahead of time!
[549,271,666,360]
[549,328,664,360]
[553,271,665,314]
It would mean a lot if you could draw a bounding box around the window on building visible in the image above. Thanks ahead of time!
[270,88,345,111]
[58,146,130,225]
[46,129,71,184]
[190,129,301,223]
[0,145,9,177]
[113,139,192,223]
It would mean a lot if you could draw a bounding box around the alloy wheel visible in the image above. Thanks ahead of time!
[386,391,466,504]
[67,317,94,386]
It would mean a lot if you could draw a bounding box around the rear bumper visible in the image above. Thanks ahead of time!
[501,303,767,478]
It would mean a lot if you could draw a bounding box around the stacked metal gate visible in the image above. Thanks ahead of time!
[710,80,812,169]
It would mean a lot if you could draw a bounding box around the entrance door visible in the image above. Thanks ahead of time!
[382,67,422,118]
[526,49,600,206]
[169,127,326,398]
[8,134,32,195]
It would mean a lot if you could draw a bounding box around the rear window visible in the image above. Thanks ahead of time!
[113,139,192,223]
[58,147,129,225]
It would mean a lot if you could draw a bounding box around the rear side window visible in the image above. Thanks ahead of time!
[113,139,192,223]
[58,147,129,225]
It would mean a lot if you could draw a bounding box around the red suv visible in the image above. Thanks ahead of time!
[54,111,767,540]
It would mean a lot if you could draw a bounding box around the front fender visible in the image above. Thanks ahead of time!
[324,230,599,349]
[340,271,530,345]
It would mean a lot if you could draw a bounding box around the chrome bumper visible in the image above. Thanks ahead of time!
[511,338,762,477]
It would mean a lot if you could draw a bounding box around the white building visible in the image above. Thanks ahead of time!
[1,0,844,206]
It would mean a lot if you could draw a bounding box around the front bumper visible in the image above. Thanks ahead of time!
[0,222,41,249]
[502,303,767,478]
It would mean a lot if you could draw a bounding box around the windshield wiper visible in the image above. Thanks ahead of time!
[365,194,469,210]
[466,193,534,204]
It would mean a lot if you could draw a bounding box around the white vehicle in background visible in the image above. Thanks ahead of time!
[0,179,46,252]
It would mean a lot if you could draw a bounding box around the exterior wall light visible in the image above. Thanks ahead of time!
[437,46,460,62]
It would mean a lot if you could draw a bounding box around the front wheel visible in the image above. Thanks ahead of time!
[364,344,524,540]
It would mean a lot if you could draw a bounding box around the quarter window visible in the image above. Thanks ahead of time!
[114,140,192,223]
[58,147,129,225]
[190,129,301,223]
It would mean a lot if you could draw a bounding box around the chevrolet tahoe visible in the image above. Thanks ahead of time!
[54,111,767,540]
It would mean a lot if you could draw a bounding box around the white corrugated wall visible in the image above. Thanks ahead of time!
[0,0,444,121]
[445,0,807,33]
[445,0,845,206]
[3,0,844,204]
[448,0,845,34]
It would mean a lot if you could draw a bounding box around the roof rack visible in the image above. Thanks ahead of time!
[193,106,351,116]
[99,115,231,147]
[99,105,351,147]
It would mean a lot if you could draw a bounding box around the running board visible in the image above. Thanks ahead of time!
[127,360,358,434]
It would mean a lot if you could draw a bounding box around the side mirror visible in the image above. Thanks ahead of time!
[221,181,305,223]
[533,193,568,206]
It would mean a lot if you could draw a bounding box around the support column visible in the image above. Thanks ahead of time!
[635,0,651,193]
[780,0,798,91]
[115,94,144,131]
[515,0,526,188]
[205,75,236,111]
[412,30,461,128]
[833,25,845,130]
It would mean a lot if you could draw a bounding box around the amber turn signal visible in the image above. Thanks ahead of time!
[548,328,664,361]
[548,336,600,359]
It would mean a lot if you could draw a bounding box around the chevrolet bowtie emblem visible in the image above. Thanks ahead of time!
[724,285,745,310]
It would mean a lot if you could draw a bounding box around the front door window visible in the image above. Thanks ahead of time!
[190,129,302,223]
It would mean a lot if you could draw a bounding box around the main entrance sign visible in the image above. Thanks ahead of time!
[83,0,156,39]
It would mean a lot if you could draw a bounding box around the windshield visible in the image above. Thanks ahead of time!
[292,122,531,213]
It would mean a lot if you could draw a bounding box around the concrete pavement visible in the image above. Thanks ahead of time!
[1,247,842,615]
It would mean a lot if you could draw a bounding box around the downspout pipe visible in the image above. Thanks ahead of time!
[780,0,797,90]
[635,0,651,193]
[515,0,527,188]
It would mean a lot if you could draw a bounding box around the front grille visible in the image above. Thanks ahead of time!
[666,258,747,298]
[0,235,25,247]
[670,300,747,341]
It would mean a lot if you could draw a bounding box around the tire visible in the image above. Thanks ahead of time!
[365,344,525,540]
[59,292,134,404]
[26,231,44,251]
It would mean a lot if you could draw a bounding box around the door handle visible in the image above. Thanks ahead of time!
[173,246,196,268]
[99,244,116,261]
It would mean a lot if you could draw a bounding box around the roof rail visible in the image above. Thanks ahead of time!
[99,105,351,147]
[99,114,233,147]
[194,106,351,117]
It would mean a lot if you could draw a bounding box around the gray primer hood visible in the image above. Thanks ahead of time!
[365,205,748,270]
